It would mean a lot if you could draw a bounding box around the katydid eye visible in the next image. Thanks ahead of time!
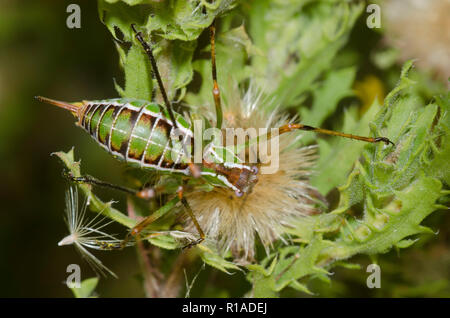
[235,190,244,197]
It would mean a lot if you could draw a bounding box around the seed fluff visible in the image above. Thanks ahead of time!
[58,186,126,278]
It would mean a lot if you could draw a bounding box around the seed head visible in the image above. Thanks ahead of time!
[186,85,322,262]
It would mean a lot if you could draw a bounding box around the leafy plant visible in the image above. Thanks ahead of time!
[247,62,449,296]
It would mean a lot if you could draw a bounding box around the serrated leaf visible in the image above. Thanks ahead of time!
[289,280,314,295]
[395,238,419,249]
[119,44,153,99]
[251,62,449,296]
[248,238,331,296]
[198,247,240,274]
[246,255,277,277]
[322,62,446,259]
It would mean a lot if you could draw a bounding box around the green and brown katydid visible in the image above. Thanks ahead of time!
[36,22,393,250]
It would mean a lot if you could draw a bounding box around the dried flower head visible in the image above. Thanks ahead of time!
[186,85,321,262]
[383,0,450,84]
[58,187,124,278]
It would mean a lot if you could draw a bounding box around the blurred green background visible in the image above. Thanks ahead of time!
[0,0,145,297]
[0,0,448,297]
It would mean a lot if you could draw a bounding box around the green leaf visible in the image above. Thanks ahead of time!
[198,244,241,274]
[311,99,383,195]
[155,39,197,101]
[395,238,419,249]
[185,24,255,111]
[283,213,340,244]
[426,92,450,186]
[300,66,357,133]
[142,0,237,41]
[99,0,237,101]
[70,277,99,298]
[328,175,442,258]
[149,233,180,250]
[247,239,331,297]
[53,148,136,228]
[117,44,153,100]
[246,0,363,108]
[246,255,277,277]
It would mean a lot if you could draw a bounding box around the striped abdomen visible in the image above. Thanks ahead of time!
[79,98,192,174]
